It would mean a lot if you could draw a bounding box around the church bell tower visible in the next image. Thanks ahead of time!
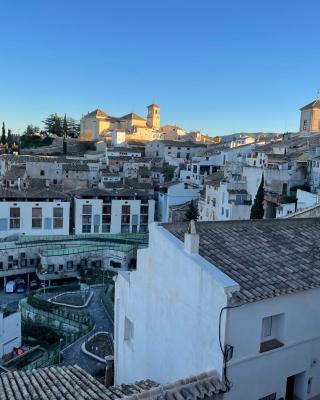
[147,104,160,130]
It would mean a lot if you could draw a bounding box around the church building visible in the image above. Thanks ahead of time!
[79,104,162,142]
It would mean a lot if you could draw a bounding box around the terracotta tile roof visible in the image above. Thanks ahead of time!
[163,218,320,304]
[0,364,158,400]
[120,113,146,122]
[84,108,108,118]
[124,370,225,400]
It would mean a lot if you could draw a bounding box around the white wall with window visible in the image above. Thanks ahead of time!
[74,198,155,234]
[0,201,70,238]
[226,289,320,400]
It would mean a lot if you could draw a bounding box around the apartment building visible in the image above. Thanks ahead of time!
[74,187,155,234]
[198,171,252,221]
[146,140,206,161]
[0,186,70,238]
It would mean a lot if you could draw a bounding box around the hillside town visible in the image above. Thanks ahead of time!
[0,95,319,400]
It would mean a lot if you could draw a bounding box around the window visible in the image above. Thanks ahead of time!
[124,317,134,342]
[32,208,42,229]
[67,261,73,270]
[102,224,111,232]
[82,204,92,233]
[48,264,54,273]
[40,170,45,176]
[260,314,284,353]
[262,316,272,338]
[0,262,3,270]
[53,207,63,229]
[103,204,112,214]
[82,204,92,214]
[121,215,130,224]
[121,205,130,228]
[10,207,20,229]
[303,119,308,131]
[102,204,112,232]
[140,215,148,224]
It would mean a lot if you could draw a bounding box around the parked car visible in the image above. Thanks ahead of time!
[5,281,17,293]
[29,280,38,289]
[16,283,26,294]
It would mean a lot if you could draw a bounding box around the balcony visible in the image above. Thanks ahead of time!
[260,339,284,353]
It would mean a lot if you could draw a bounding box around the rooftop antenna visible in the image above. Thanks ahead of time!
[317,88,320,99]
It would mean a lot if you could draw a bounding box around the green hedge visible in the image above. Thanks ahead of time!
[22,321,63,347]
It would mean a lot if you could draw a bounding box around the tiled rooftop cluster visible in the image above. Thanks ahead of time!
[163,218,320,303]
[0,365,224,400]
[0,365,158,400]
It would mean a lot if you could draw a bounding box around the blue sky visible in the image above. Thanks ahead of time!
[0,0,319,136]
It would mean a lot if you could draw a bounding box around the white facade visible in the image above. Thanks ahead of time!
[0,310,21,358]
[74,198,155,234]
[0,201,70,238]
[146,141,206,160]
[296,189,320,210]
[157,182,200,222]
[198,179,252,222]
[276,202,296,218]
[114,223,238,385]
[115,223,320,400]
[111,131,126,146]
[106,148,142,158]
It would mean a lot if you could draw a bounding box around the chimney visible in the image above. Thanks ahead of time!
[184,220,199,254]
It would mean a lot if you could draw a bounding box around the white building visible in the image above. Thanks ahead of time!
[115,219,320,400]
[146,140,206,161]
[230,135,255,148]
[198,172,252,221]
[0,307,21,358]
[180,159,218,187]
[111,131,126,146]
[0,188,70,238]
[106,147,143,159]
[157,182,200,222]
[74,188,155,234]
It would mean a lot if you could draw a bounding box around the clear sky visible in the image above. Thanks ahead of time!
[1,0,319,136]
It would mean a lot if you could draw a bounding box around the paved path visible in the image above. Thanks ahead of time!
[61,287,114,377]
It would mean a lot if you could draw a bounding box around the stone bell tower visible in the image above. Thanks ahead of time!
[147,104,160,130]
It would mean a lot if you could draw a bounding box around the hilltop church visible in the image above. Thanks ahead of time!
[79,104,169,142]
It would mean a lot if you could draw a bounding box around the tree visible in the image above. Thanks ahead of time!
[63,114,68,137]
[67,117,80,138]
[1,122,6,145]
[250,175,265,219]
[24,125,40,136]
[163,164,175,181]
[7,129,14,147]
[43,113,63,136]
[185,200,199,221]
